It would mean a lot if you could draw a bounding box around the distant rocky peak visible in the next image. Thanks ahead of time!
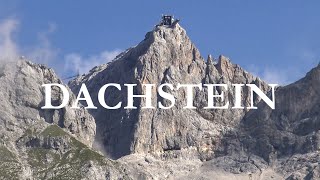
[207,54,214,64]
[216,55,232,74]
[304,63,320,82]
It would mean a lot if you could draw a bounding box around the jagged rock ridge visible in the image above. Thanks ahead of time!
[69,23,269,161]
[69,22,320,179]
[0,21,319,179]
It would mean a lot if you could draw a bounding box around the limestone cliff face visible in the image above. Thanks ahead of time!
[204,65,320,179]
[69,24,269,159]
[0,60,144,179]
[0,60,96,146]
[242,64,320,162]
[68,23,320,179]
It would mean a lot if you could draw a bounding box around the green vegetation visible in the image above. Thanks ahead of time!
[0,146,18,162]
[0,125,119,179]
[27,148,60,168]
[0,146,22,180]
[26,125,110,179]
[40,125,68,137]
[70,136,86,149]
[25,128,33,136]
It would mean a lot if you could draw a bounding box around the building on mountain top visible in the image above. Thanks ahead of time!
[157,15,180,27]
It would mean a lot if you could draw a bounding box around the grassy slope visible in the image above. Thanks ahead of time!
[0,125,129,180]
[27,125,117,179]
[0,145,22,180]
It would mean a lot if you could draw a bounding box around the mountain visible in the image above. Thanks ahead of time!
[242,64,320,160]
[69,22,320,179]
[1,21,319,179]
[0,60,147,179]
[69,23,269,161]
[240,64,320,179]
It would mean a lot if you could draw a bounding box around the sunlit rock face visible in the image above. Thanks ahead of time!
[1,20,319,179]
[69,23,269,160]
[0,60,131,179]
[0,60,96,146]
[69,23,320,179]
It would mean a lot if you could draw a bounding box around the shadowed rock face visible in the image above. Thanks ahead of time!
[69,23,269,159]
[204,65,320,179]
[241,65,320,162]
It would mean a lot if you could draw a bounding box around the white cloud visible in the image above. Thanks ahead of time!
[265,48,320,85]
[300,49,316,60]
[64,49,121,76]
[246,63,315,86]
[0,17,58,64]
[261,68,290,85]
[0,18,19,60]
[0,17,122,78]
[26,22,58,65]
[246,64,292,85]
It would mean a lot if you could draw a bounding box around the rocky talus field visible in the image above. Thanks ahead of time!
[0,23,319,179]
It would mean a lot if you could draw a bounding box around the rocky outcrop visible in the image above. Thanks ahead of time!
[239,65,320,176]
[69,23,269,160]
[0,60,96,146]
[0,60,137,179]
[69,22,320,179]
[1,21,319,179]
[17,124,141,180]
[203,64,320,179]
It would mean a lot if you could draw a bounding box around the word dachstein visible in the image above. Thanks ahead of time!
[41,83,277,110]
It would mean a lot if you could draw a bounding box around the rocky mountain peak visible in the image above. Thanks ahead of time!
[150,23,187,41]
[207,54,214,64]
[68,23,271,160]
[304,63,320,81]
[2,20,320,179]
[125,23,203,68]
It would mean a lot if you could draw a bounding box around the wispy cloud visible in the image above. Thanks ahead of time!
[261,68,291,85]
[64,49,121,76]
[246,64,289,85]
[0,17,58,63]
[0,17,121,78]
[26,22,58,65]
[246,46,320,86]
[247,61,318,86]
[0,18,19,60]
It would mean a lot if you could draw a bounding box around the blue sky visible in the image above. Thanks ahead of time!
[0,0,319,84]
